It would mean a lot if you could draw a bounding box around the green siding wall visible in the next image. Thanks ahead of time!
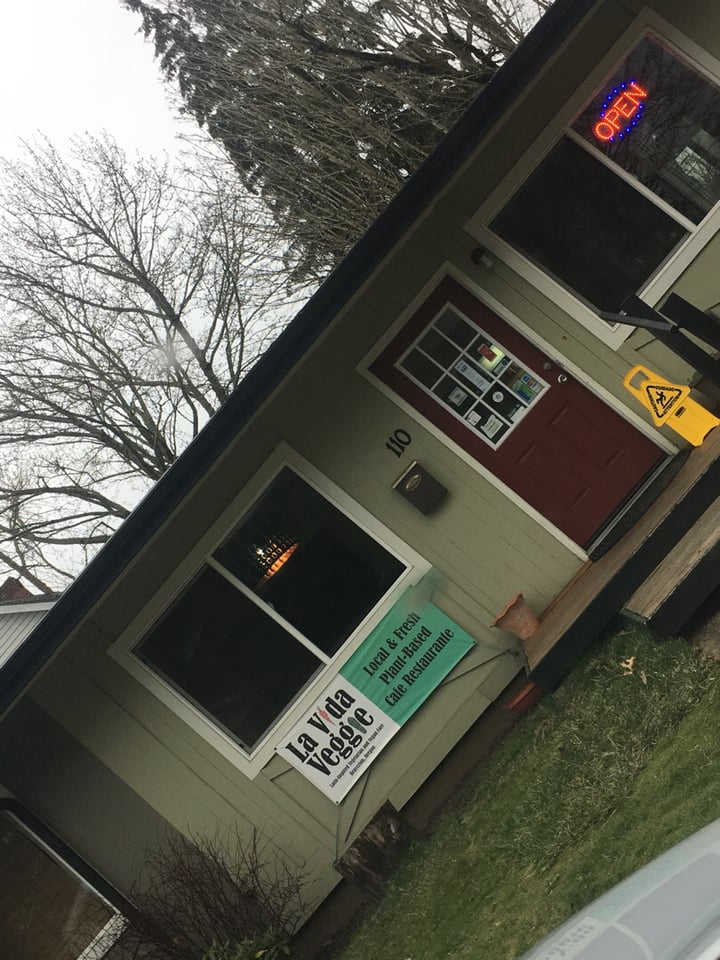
[0,697,176,896]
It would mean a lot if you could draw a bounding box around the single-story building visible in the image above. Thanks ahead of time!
[3,0,720,954]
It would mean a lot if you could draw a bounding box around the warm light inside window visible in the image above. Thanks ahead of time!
[259,542,298,583]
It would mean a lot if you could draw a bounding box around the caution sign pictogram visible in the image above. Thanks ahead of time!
[623,365,690,427]
[644,383,685,420]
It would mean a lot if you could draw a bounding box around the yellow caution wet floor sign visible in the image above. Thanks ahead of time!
[623,364,720,445]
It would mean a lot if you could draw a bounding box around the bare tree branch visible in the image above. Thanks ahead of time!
[0,135,306,590]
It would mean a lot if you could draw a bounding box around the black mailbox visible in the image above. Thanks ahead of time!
[392,461,447,515]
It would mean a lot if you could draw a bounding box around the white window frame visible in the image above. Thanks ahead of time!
[0,804,125,960]
[111,446,430,778]
[465,12,720,349]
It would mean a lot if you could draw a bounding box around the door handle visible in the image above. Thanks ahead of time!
[542,360,568,383]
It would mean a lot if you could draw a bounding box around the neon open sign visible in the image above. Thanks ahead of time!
[593,81,648,142]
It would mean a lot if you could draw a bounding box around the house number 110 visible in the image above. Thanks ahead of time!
[385,429,412,457]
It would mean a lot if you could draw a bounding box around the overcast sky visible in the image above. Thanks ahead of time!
[0,0,184,158]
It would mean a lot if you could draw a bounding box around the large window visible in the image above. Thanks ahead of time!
[134,466,408,755]
[0,806,123,960]
[491,34,720,314]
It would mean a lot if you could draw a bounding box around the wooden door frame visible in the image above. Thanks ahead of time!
[359,264,677,559]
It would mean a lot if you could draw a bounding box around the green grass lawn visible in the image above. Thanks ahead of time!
[335,623,720,960]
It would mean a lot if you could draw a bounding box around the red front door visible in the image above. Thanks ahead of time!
[372,277,665,547]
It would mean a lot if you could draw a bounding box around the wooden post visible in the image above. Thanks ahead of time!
[334,803,414,900]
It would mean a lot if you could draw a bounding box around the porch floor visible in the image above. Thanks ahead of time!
[526,426,720,690]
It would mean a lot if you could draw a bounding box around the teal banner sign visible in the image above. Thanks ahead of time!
[339,597,475,725]
[278,585,476,802]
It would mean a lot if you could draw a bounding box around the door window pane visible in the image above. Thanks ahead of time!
[399,349,443,388]
[214,469,406,657]
[465,402,509,443]
[452,357,493,394]
[435,308,477,348]
[573,35,720,222]
[491,136,688,312]
[136,566,322,751]
[433,375,476,415]
[418,328,461,368]
[0,813,115,960]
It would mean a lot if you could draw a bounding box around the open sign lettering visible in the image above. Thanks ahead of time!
[593,81,648,142]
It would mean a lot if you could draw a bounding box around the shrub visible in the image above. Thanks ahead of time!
[122,827,305,960]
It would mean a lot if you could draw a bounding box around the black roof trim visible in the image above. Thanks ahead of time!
[0,0,597,713]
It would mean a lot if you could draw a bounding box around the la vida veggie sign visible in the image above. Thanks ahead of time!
[277,596,475,802]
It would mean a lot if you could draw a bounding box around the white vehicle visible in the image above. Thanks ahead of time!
[521,819,720,960]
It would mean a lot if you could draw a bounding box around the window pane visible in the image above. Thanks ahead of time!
[483,384,524,422]
[573,35,720,222]
[491,136,688,312]
[418,328,461,368]
[0,813,113,960]
[214,469,407,656]
[435,308,477,348]
[433,375,476,415]
[400,348,443,388]
[136,566,322,751]
[472,340,507,374]
[465,402,509,443]
[451,357,493,395]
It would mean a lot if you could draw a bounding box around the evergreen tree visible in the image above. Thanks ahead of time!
[123,0,548,282]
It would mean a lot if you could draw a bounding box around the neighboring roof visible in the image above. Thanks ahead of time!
[0,595,58,608]
[0,576,33,603]
[0,0,598,714]
[0,601,56,671]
